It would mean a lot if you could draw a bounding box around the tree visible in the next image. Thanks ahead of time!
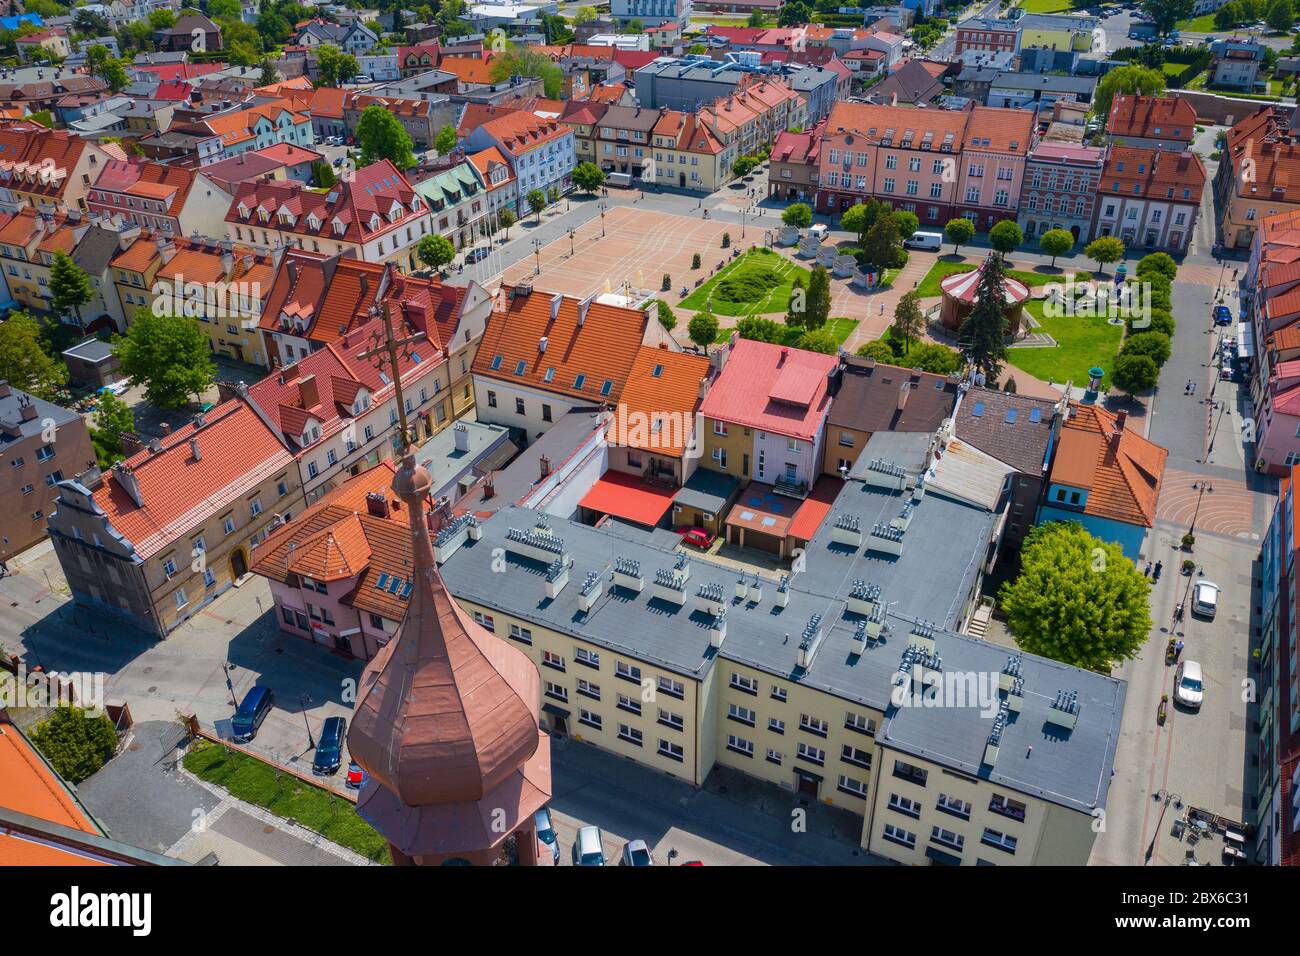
[1265,0,1293,30]
[49,251,94,322]
[732,156,757,178]
[317,44,360,87]
[998,522,1151,671]
[893,210,919,242]
[488,47,565,99]
[435,124,458,155]
[1141,0,1193,36]
[626,18,644,33]
[259,59,279,87]
[736,315,785,343]
[209,0,242,20]
[856,340,896,363]
[841,199,883,247]
[1121,330,1172,367]
[1094,65,1165,122]
[114,308,216,408]
[1216,0,1244,28]
[748,9,767,26]
[0,312,67,400]
[804,265,831,331]
[893,290,924,352]
[148,8,176,30]
[90,392,135,469]
[786,274,807,328]
[778,1,813,25]
[526,188,547,222]
[356,105,415,169]
[1135,251,1177,282]
[796,329,838,354]
[958,252,1009,381]
[498,208,516,239]
[417,234,455,272]
[312,160,336,188]
[782,203,813,229]
[688,312,719,353]
[573,5,596,24]
[988,219,1023,255]
[572,161,606,193]
[85,44,129,93]
[943,217,975,254]
[1085,236,1126,274]
[650,298,677,332]
[1039,228,1074,267]
[861,214,900,271]
[29,707,119,784]
[1111,352,1159,399]
[907,341,962,375]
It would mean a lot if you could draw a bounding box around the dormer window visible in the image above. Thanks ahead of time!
[332,217,346,235]
[369,213,381,231]
[307,213,320,229]
[237,202,249,217]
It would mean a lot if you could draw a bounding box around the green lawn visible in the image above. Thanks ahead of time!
[184,739,391,864]
[1175,13,1219,31]
[679,248,812,317]
[1007,299,1124,390]
[1016,0,1079,11]
[915,260,1060,298]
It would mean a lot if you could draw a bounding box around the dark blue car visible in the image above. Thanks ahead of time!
[231,686,274,742]
[313,716,347,775]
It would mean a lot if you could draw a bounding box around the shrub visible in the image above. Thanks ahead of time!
[856,340,896,362]
[692,252,701,269]
[29,707,118,784]
[1136,252,1177,282]
[1121,331,1173,367]
[662,273,671,291]
[716,264,783,303]
[722,232,731,249]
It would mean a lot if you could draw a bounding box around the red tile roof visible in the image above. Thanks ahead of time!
[1106,95,1197,142]
[1101,145,1206,200]
[1051,404,1166,527]
[612,346,712,457]
[578,470,677,526]
[89,158,196,219]
[699,338,837,442]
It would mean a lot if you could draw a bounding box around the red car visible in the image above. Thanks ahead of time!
[346,761,368,789]
[677,527,716,550]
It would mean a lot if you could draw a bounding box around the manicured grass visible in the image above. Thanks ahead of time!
[1016,0,1078,12]
[184,739,391,864]
[679,248,811,317]
[1175,13,1218,31]
[915,260,1059,298]
[1007,298,1124,390]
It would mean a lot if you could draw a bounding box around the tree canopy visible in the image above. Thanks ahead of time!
[356,105,416,169]
[943,217,975,254]
[782,203,813,229]
[0,312,67,400]
[1094,65,1166,122]
[958,252,1009,381]
[114,308,216,409]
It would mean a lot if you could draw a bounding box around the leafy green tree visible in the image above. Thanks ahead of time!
[317,44,360,87]
[258,59,279,87]
[1140,0,1193,36]
[906,341,962,375]
[747,9,767,25]
[1265,0,1293,28]
[943,217,975,254]
[90,392,135,469]
[786,274,807,328]
[312,160,336,188]
[841,199,883,247]
[29,707,119,784]
[988,219,1023,255]
[256,10,291,46]
[417,234,455,272]
[50,251,94,323]
[498,208,516,239]
[856,340,896,363]
[1112,352,1159,399]
[958,252,1009,381]
[736,315,786,343]
[1135,251,1177,282]
[488,47,565,98]
[1121,330,1172,367]
[573,161,606,193]
[573,5,596,24]
[892,290,924,353]
[209,0,243,21]
[688,312,719,353]
[862,214,900,271]
[1085,236,1126,274]
[998,522,1151,671]
[782,203,813,229]
[0,312,67,400]
[1094,65,1165,122]
[778,1,813,25]
[148,8,176,30]
[85,46,130,94]
[435,124,458,155]
[356,105,415,169]
[1039,228,1074,267]
[804,265,831,331]
[732,156,757,178]
[893,210,919,242]
[1216,0,1244,28]
[527,188,547,222]
[796,329,838,354]
[650,298,677,332]
[114,308,216,409]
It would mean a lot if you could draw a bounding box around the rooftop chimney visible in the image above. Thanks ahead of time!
[453,421,470,453]
[365,491,389,517]
[189,437,201,461]
[19,398,37,422]
[299,373,320,410]
[159,422,171,436]
[540,454,552,481]
[112,462,144,507]
[0,381,10,399]
[897,381,910,411]
[1115,409,1127,431]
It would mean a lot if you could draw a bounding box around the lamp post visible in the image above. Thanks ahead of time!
[568,227,575,256]
[532,237,542,275]
[299,693,315,750]
[1144,789,1182,865]
[599,201,607,237]
[1188,481,1212,536]
[221,661,237,708]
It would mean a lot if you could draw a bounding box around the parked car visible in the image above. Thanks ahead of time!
[677,526,717,550]
[345,760,368,789]
[1191,581,1220,619]
[534,807,561,865]
[571,826,606,866]
[619,840,654,866]
[1174,660,1204,709]
[230,686,274,741]
[312,715,347,775]
[464,246,491,264]
[1213,305,1233,325]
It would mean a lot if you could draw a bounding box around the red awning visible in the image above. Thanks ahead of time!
[579,471,677,528]
[787,476,844,541]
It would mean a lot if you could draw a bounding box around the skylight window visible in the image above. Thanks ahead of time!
[972,402,984,417]
[652,364,664,377]
[515,360,527,375]
[544,367,555,383]
[387,576,403,594]
[1006,409,1017,423]
[490,354,503,370]
[399,581,413,600]
[574,373,586,389]
[1029,408,1042,423]
[376,573,390,590]
[600,380,614,396]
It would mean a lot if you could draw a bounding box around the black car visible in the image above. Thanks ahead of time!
[313,716,347,775]
[231,686,274,742]
[464,246,491,264]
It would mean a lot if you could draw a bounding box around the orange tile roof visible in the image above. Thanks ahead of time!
[1101,145,1206,200]
[824,99,969,145]
[966,105,1035,153]
[472,286,649,404]
[612,346,711,457]
[1051,404,1166,527]
[1106,95,1197,142]
[439,54,497,85]
[1223,107,1300,203]
[479,110,568,154]
[257,250,388,341]
[93,400,294,559]
[0,127,95,200]
[201,99,311,147]
[0,721,99,833]
[468,145,515,192]
[652,109,724,155]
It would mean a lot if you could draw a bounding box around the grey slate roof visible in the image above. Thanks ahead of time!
[952,387,1057,476]
[673,467,739,515]
[0,384,79,445]
[415,419,515,502]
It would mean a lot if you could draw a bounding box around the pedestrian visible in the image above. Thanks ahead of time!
[1144,562,1152,578]
[1185,379,1192,394]
[1190,381,1196,395]
[1174,639,1185,660]
[1153,560,1163,581]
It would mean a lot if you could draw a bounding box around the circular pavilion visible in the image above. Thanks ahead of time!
[938,259,1030,338]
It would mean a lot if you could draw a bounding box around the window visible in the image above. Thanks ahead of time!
[173,588,188,610]
[657,675,684,698]
[841,744,872,769]
[615,660,641,683]
[989,794,1027,822]
[203,569,216,588]
[796,742,825,765]
[713,420,728,436]
[893,760,928,786]
[981,828,1018,854]
[472,611,495,631]
[35,445,54,462]
[515,398,526,416]
[575,647,600,669]
[726,734,754,757]
[578,709,602,730]
[577,678,600,700]
[845,711,876,736]
[727,703,755,726]
[487,390,497,408]
[888,793,922,818]
[766,748,783,765]
[544,681,568,702]
[931,826,965,850]
[769,715,785,735]
[223,516,235,535]
[509,623,532,644]
[838,775,868,798]
[618,724,643,747]
[163,557,177,578]
[250,497,263,516]
[799,714,828,737]
[542,650,565,671]
[730,672,758,695]
[658,708,684,731]
[770,685,787,702]
[658,739,684,762]
[882,823,916,849]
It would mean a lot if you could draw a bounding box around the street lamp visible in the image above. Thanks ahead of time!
[568,227,575,257]
[221,661,238,708]
[599,201,607,237]
[1144,789,1182,865]
[300,693,315,750]
[1188,481,1212,536]
[532,237,542,275]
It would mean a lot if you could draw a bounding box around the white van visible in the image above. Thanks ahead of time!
[904,231,943,251]
[808,223,828,241]
[606,172,634,188]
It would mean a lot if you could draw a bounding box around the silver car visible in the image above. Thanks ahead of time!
[1191,581,1220,619]
[571,826,606,866]
[1174,660,1204,710]
[534,808,560,865]
[619,840,654,866]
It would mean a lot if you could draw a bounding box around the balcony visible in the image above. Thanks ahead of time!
[773,476,808,499]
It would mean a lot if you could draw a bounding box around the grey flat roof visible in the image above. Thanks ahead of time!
[416,419,515,501]
[436,485,1123,813]
[988,72,1097,94]
[848,431,932,481]
[0,384,80,444]
[62,337,115,363]
[673,467,739,514]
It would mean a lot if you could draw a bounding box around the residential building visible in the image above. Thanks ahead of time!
[0,381,95,561]
[174,99,314,163]
[649,107,731,192]
[14,30,70,64]
[955,106,1035,231]
[978,71,1097,111]
[865,59,947,107]
[609,0,691,27]
[591,104,662,179]
[1209,36,1266,92]
[46,401,303,638]
[156,13,222,53]
[1019,142,1106,244]
[87,159,234,239]
[1014,12,1099,52]
[199,143,323,193]
[1105,95,1197,151]
[341,92,447,152]
[0,125,115,214]
[467,145,517,224]
[225,160,433,269]
[412,157,491,251]
[954,17,1020,56]
[768,119,823,203]
[700,336,837,496]
[1092,145,1206,254]
[465,110,576,212]
[1214,106,1300,251]
[1037,404,1166,560]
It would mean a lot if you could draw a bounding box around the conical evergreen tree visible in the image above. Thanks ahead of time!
[958,253,1010,382]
